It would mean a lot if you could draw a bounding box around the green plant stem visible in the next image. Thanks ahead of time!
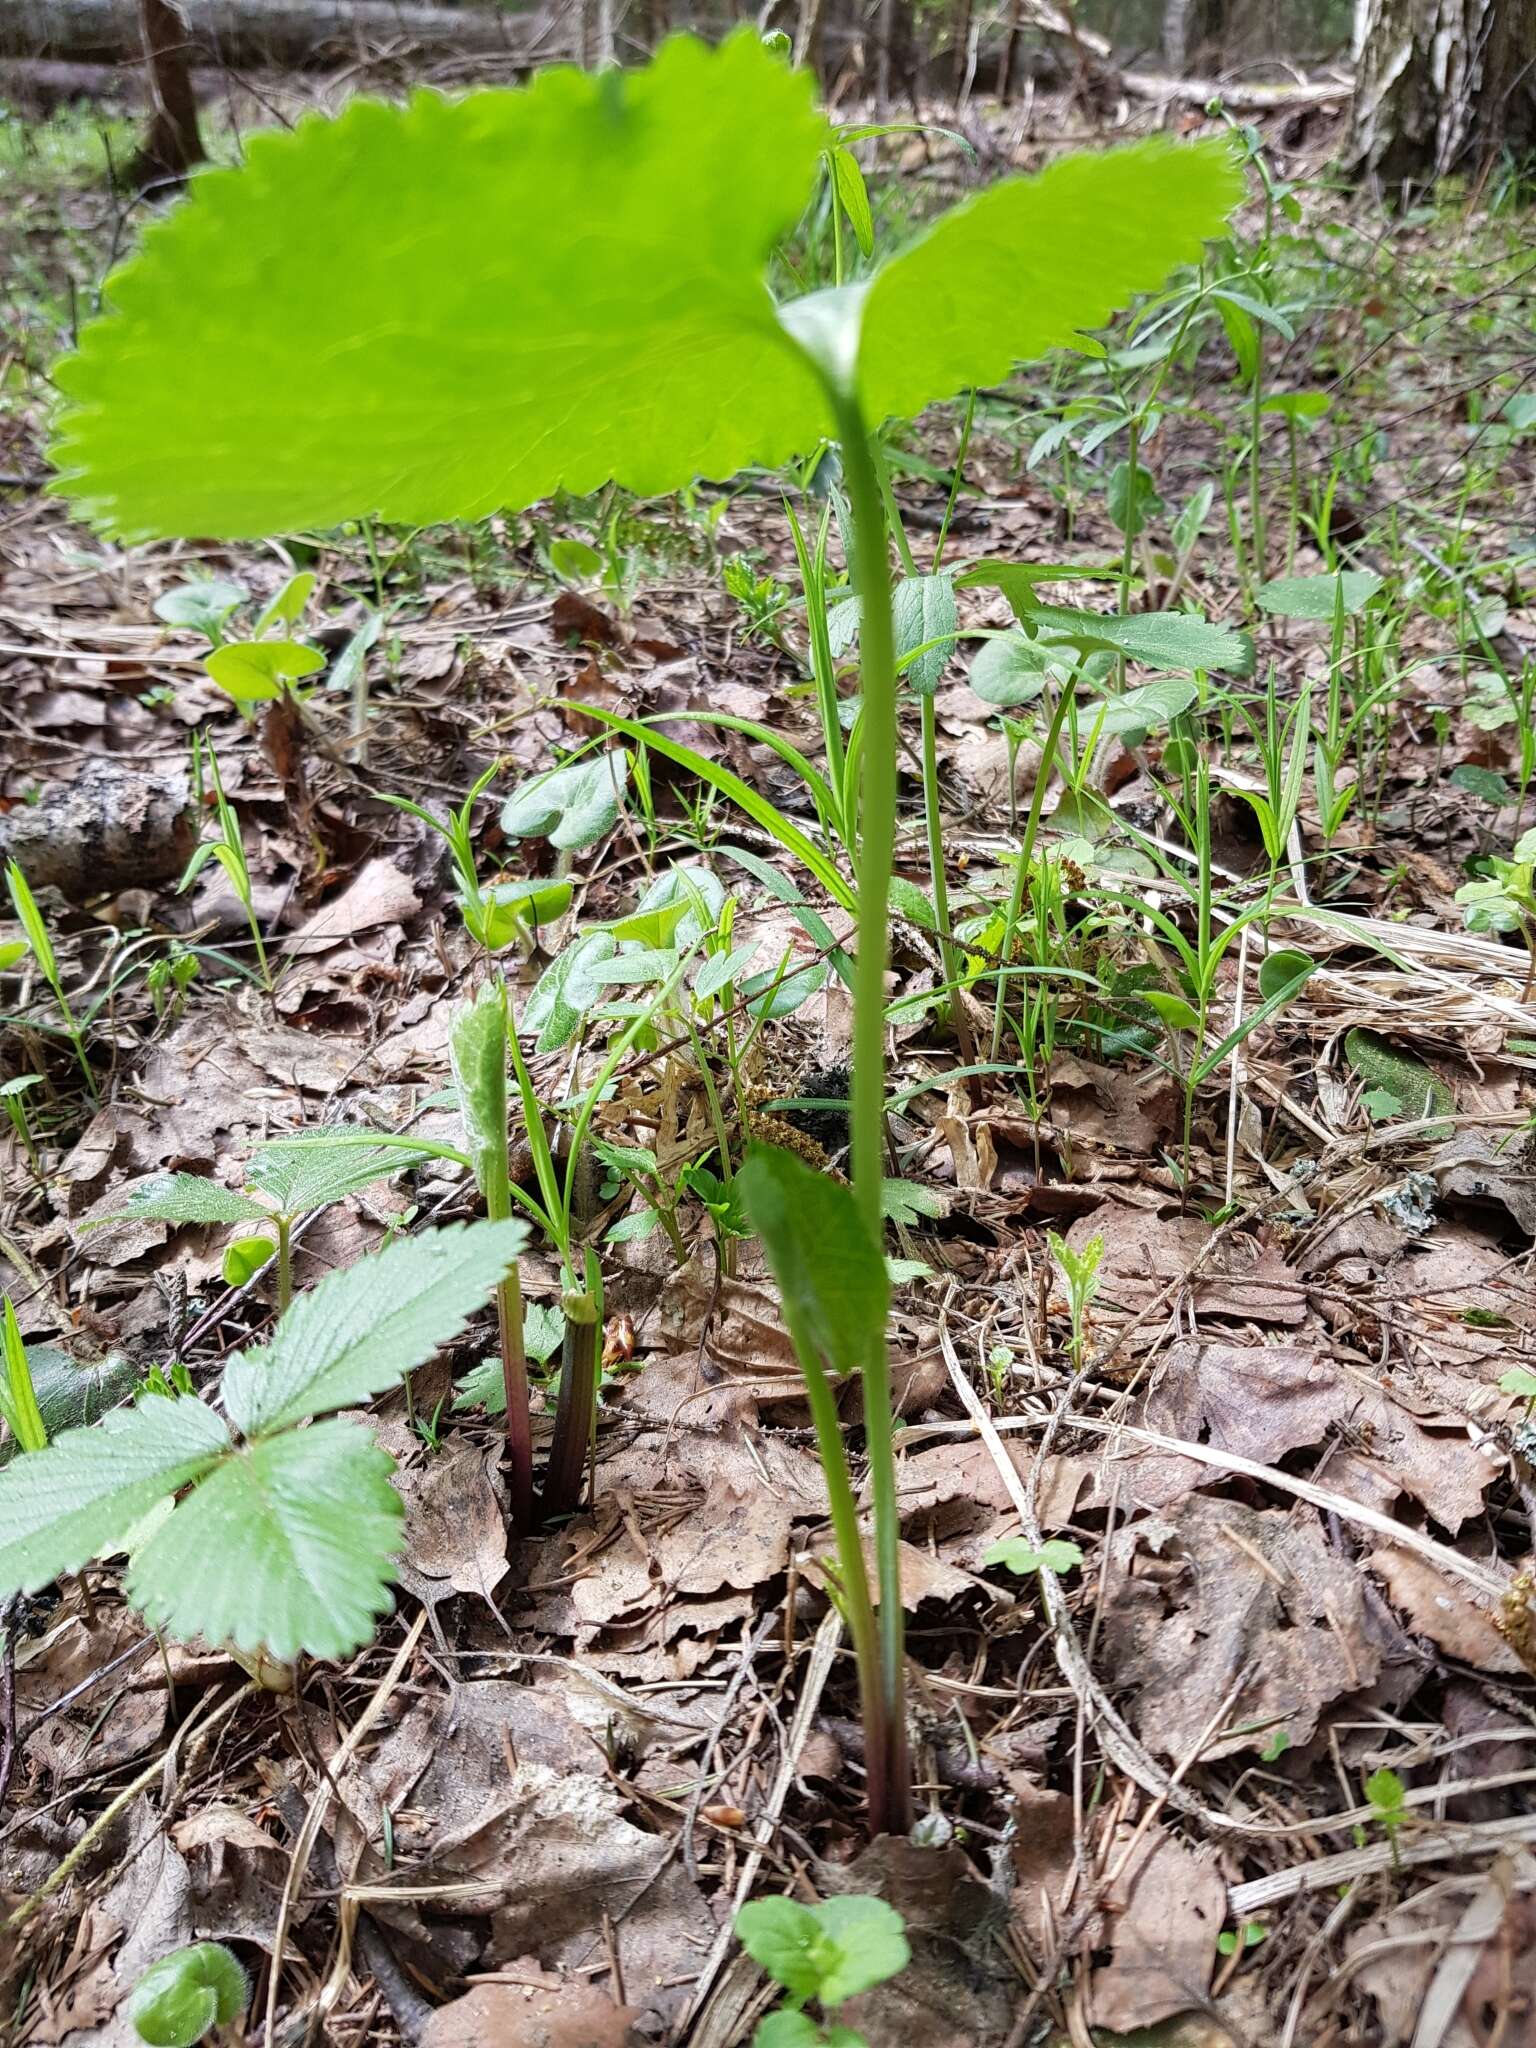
[540,1286,598,1520]
[827,383,911,1836]
[988,676,1080,1064]
[275,1215,292,1314]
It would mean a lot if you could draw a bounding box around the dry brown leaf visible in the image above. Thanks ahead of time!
[1366,1544,1521,1672]
[1100,1496,1403,1759]
[422,1981,637,2048]
[1088,1826,1225,2035]
[398,1442,510,1607]
[283,855,420,954]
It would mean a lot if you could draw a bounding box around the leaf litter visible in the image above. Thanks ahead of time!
[2,56,1536,2048]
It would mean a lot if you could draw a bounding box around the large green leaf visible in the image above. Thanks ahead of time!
[52,35,830,538]
[220,1219,525,1436]
[50,32,1238,541]
[739,1145,887,1379]
[128,1419,403,1661]
[855,137,1241,428]
[0,1395,230,1595]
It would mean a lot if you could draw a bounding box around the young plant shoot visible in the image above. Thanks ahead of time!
[45,32,1238,1831]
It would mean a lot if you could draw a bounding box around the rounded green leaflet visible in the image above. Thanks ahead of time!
[49,31,1240,543]
[128,1943,248,2048]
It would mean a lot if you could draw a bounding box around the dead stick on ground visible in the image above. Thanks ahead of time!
[263,1612,427,2048]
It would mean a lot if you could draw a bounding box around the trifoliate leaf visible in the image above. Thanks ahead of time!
[247,1134,449,1216]
[985,1536,1085,1576]
[0,1396,230,1596]
[115,1173,268,1227]
[220,1219,525,1436]
[127,1418,403,1661]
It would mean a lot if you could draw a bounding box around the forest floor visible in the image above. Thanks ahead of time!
[3,69,1536,2048]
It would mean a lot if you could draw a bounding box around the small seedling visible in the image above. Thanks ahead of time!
[1456,827,1536,999]
[736,1894,910,2048]
[983,1535,1084,1580]
[178,735,270,991]
[128,1941,248,2047]
[0,1072,46,1173]
[381,763,574,953]
[4,861,96,1097]
[1364,1765,1408,1868]
[1216,1921,1267,1959]
[1047,1231,1104,1373]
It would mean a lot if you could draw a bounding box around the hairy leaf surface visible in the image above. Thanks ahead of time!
[52,34,1237,540]
[220,1219,525,1436]
[0,1396,230,1595]
[128,1419,403,1660]
[118,1173,268,1226]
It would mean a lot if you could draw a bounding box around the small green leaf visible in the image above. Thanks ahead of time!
[222,1236,275,1288]
[611,897,693,948]
[742,958,827,1020]
[962,574,1252,675]
[450,985,509,1203]
[1366,1766,1407,1827]
[549,536,605,582]
[204,638,325,704]
[1141,988,1201,1033]
[1086,675,1197,735]
[247,1134,449,1217]
[220,1218,525,1436]
[253,570,316,635]
[524,930,620,1052]
[1254,570,1383,619]
[740,1146,887,1381]
[5,863,57,987]
[753,2013,823,2048]
[152,579,247,637]
[695,941,762,999]
[128,1942,248,2048]
[454,1303,566,1410]
[830,145,875,257]
[880,1178,948,1225]
[966,629,1054,707]
[984,1536,1084,1576]
[736,1897,825,2002]
[128,1418,402,1661]
[895,573,957,695]
[0,1297,48,1454]
[813,1896,911,2005]
[1257,946,1315,1002]
[1344,1029,1453,1133]
[0,941,27,973]
[501,752,631,852]
[1499,1367,1536,1400]
[1451,763,1510,807]
[0,1395,230,1596]
[115,1173,268,1228]
[628,862,726,948]
[1106,459,1163,538]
